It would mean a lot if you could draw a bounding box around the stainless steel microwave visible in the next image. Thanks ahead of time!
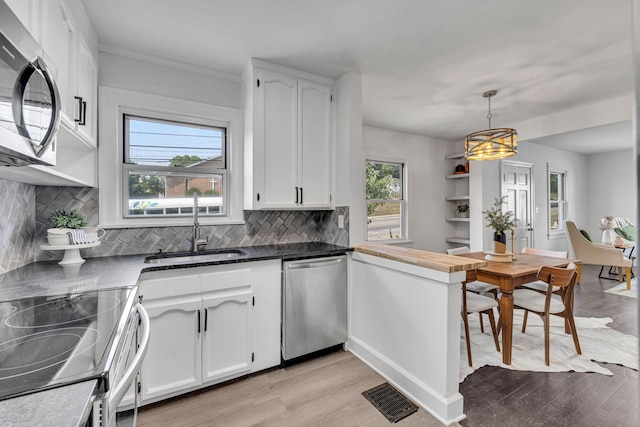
[0,1,60,167]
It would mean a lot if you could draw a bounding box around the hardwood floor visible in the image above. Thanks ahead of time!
[459,264,638,427]
[137,350,448,427]
[135,264,637,427]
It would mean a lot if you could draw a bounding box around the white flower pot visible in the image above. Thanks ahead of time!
[601,230,613,245]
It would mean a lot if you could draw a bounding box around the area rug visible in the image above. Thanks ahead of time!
[459,311,638,382]
[604,278,637,298]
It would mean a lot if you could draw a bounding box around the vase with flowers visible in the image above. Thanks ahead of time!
[600,215,614,245]
[482,196,516,253]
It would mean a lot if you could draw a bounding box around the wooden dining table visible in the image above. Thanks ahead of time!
[457,251,579,365]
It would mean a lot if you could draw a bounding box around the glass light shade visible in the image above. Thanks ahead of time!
[465,128,518,161]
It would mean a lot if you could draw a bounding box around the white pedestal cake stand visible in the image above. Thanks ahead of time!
[40,242,100,265]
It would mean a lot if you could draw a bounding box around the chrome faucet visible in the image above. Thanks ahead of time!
[191,193,208,252]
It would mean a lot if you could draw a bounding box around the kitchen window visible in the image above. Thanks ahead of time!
[548,168,566,236]
[98,87,243,227]
[365,159,406,241]
[123,115,227,218]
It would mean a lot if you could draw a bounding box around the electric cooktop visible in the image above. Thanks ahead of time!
[0,287,135,401]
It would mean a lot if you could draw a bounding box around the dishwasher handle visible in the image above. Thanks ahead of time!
[286,257,344,270]
[108,303,150,409]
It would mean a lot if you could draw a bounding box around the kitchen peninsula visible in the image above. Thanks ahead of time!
[349,242,486,426]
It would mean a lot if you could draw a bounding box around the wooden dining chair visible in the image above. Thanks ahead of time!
[447,247,500,334]
[513,263,581,366]
[520,247,568,293]
[461,270,501,367]
[447,247,500,295]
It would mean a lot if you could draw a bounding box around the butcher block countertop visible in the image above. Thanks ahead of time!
[354,242,487,273]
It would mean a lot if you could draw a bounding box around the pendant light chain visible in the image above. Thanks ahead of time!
[486,96,492,128]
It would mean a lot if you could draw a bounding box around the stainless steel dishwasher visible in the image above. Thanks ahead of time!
[282,255,348,361]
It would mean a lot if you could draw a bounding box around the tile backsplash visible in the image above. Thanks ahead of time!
[0,179,36,272]
[0,179,349,271]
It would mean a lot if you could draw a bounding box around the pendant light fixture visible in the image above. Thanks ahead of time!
[465,90,518,161]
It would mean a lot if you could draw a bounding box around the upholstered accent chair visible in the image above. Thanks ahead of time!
[565,220,633,289]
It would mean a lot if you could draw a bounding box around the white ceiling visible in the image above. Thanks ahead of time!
[81,0,633,153]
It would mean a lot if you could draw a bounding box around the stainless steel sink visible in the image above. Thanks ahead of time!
[144,250,248,265]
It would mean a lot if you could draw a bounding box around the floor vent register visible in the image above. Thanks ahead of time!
[361,382,418,423]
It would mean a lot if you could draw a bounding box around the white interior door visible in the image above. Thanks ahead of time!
[502,161,534,252]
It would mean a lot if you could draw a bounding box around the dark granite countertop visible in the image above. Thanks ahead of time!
[0,241,351,425]
[0,242,352,301]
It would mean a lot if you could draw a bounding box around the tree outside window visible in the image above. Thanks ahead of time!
[366,160,405,241]
[549,170,566,233]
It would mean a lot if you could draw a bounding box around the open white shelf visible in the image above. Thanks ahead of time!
[446,217,470,222]
[445,195,470,202]
[445,237,471,245]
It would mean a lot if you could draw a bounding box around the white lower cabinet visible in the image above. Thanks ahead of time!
[142,296,202,402]
[127,260,281,407]
[201,292,253,383]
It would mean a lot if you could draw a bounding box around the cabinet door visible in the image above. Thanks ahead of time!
[141,298,202,402]
[5,0,37,37]
[255,68,298,208]
[39,0,75,118]
[201,292,253,383]
[75,37,97,143]
[299,80,332,208]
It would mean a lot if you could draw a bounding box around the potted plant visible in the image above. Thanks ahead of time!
[455,203,469,218]
[47,209,88,245]
[482,196,515,253]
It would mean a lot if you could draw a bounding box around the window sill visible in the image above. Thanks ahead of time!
[101,218,246,229]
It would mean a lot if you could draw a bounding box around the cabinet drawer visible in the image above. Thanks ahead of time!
[201,268,251,293]
[138,272,200,300]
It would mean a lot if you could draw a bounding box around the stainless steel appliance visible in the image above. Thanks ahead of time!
[0,0,60,166]
[0,287,149,426]
[282,255,348,361]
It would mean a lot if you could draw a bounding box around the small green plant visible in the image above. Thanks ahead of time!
[456,203,469,214]
[49,208,88,229]
[482,196,515,233]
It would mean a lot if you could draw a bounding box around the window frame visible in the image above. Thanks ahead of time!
[547,165,567,239]
[121,114,228,219]
[98,87,244,228]
[365,157,408,243]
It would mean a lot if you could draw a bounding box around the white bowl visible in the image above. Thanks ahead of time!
[47,228,71,245]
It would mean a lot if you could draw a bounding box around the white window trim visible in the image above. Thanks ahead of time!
[364,153,409,243]
[547,163,567,240]
[98,86,244,228]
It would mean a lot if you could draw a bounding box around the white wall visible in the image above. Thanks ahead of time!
[516,141,589,252]
[98,51,241,109]
[586,148,636,238]
[363,125,448,252]
[336,72,365,245]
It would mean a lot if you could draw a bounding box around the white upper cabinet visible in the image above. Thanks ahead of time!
[256,69,299,208]
[0,0,99,186]
[299,80,332,208]
[4,0,38,37]
[39,0,75,121]
[39,0,97,147]
[74,36,98,142]
[244,60,334,210]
